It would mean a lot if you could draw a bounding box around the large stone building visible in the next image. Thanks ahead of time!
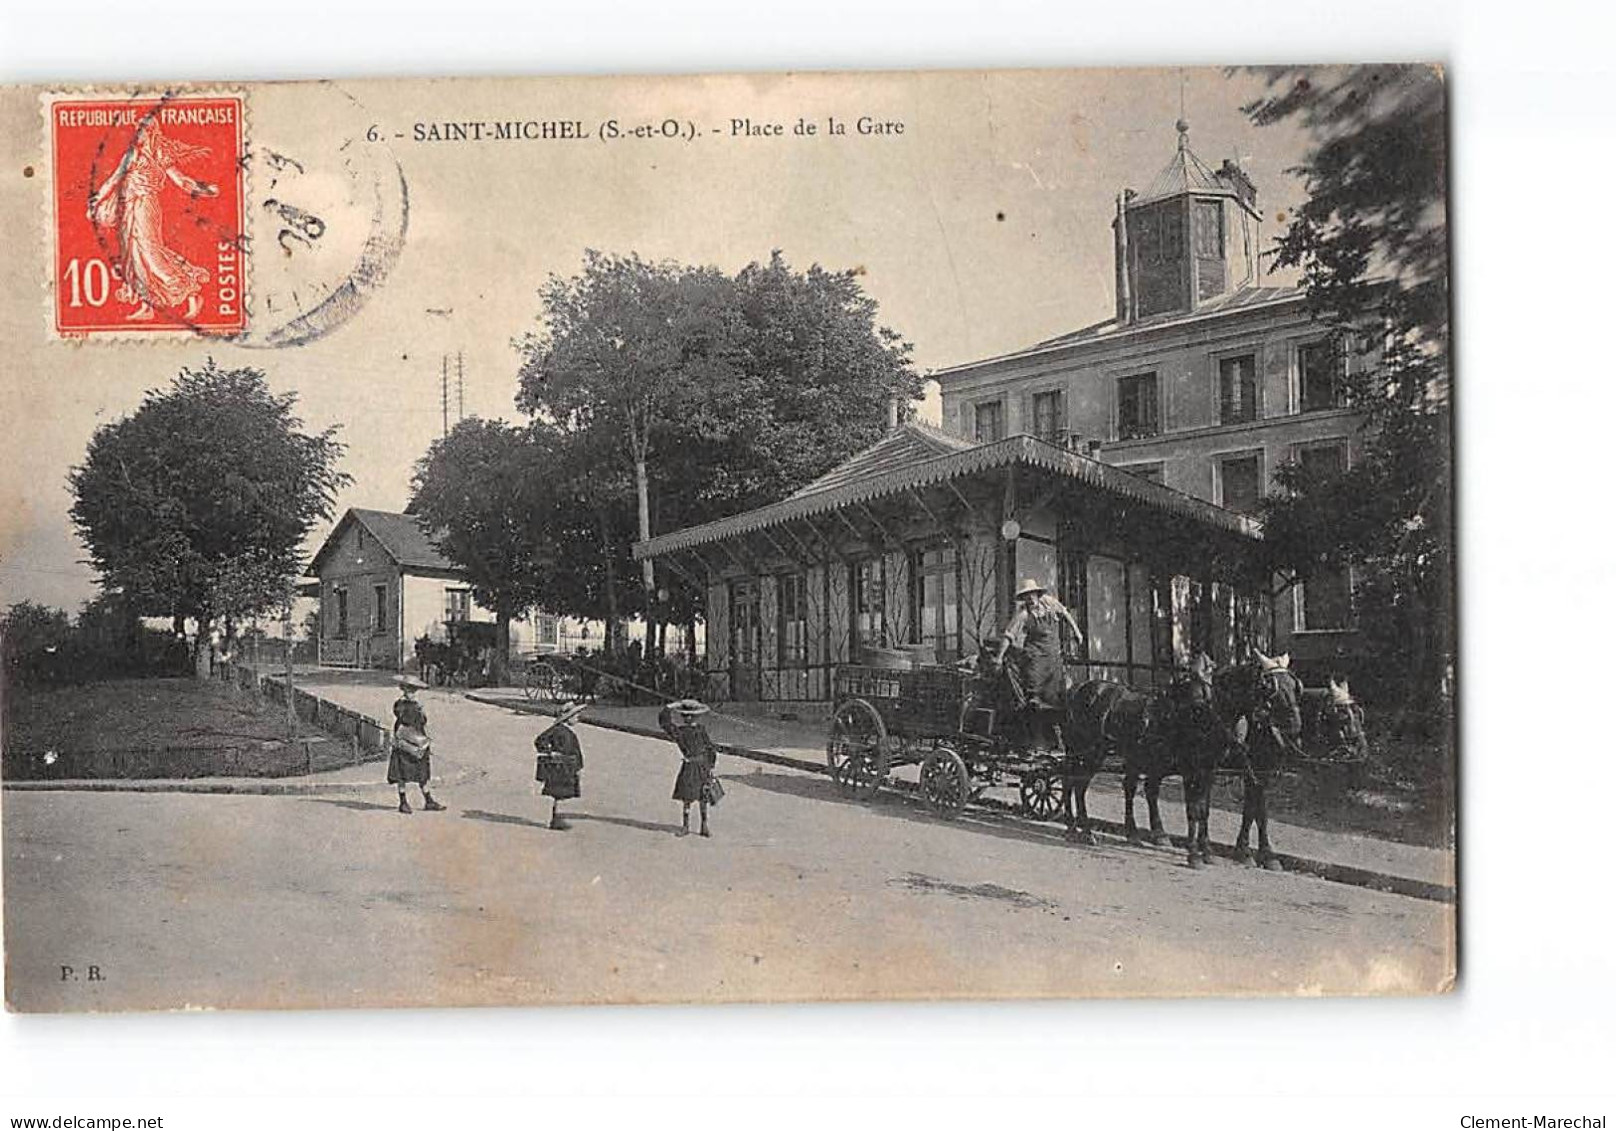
[932,121,1368,670]
[634,120,1363,707]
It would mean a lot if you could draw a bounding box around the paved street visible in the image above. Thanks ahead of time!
[3,682,1454,1012]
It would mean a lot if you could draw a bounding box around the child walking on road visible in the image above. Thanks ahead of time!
[533,701,588,830]
[660,699,722,838]
[390,677,446,815]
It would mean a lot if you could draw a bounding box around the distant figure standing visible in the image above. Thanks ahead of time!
[660,699,722,838]
[533,701,588,830]
[389,676,446,814]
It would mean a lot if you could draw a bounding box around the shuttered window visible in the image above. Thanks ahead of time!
[1218,354,1257,424]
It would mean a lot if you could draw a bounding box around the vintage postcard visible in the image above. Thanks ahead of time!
[0,66,1455,1012]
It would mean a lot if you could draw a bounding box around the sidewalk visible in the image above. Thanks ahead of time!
[469,688,1455,903]
[2,748,488,796]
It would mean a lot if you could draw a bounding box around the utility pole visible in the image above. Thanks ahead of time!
[283,599,297,742]
[457,350,465,421]
[440,355,449,438]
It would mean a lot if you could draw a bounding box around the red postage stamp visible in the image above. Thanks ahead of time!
[49,94,246,336]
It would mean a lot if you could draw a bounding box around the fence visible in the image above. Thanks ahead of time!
[220,660,393,771]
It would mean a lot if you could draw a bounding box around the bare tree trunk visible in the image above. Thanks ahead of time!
[194,614,213,680]
[493,611,512,686]
[599,514,621,656]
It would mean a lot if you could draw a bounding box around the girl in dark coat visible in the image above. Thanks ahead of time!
[660,699,721,838]
[389,677,446,814]
[533,701,588,830]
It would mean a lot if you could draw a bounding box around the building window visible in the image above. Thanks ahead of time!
[373,584,388,633]
[974,400,1004,444]
[445,588,471,623]
[1032,389,1065,444]
[1120,462,1164,484]
[1218,354,1258,424]
[1297,567,1354,632]
[1298,439,1349,482]
[538,614,559,648]
[911,544,959,658]
[333,587,348,639]
[851,558,886,652]
[730,580,760,667]
[1217,452,1262,516]
[777,572,808,669]
[1116,373,1160,440]
[1299,339,1344,413]
[1194,199,1224,257]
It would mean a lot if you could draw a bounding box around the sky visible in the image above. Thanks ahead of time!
[0,66,1314,614]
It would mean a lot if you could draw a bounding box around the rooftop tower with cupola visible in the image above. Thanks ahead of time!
[1113,119,1262,323]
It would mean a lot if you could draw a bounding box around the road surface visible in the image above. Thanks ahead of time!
[3,680,1453,1011]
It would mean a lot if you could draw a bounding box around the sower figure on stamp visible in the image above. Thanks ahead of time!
[389,676,446,814]
[660,699,722,838]
[995,578,1084,752]
[533,701,588,831]
[88,121,218,322]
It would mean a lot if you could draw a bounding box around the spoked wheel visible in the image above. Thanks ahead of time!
[1018,769,1067,822]
[920,745,971,818]
[827,698,888,798]
[524,662,558,701]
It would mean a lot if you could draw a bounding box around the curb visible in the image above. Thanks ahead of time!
[2,762,488,797]
[468,693,1455,905]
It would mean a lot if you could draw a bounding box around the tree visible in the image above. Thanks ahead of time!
[409,418,554,683]
[68,361,349,675]
[516,252,737,645]
[514,250,921,648]
[1244,65,1452,721]
[1,601,74,686]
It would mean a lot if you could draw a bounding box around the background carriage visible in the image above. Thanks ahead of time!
[826,660,1069,820]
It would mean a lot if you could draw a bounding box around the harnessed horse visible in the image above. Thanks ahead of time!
[1061,654,1305,870]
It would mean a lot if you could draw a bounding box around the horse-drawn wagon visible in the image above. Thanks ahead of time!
[825,661,1068,820]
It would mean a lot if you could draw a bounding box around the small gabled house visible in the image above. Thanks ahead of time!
[306,507,574,670]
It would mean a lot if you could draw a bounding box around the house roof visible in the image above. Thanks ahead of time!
[787,420,977,499]
[931,285,1306,379]
[634,425,1260,560]
[307,508,461,578]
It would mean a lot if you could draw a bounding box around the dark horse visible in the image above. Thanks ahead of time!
[1059,655,1305,870]
[1213,658,1305,870]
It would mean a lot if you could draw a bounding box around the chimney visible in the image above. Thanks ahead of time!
[886,395,901,433]
[1218,159,1258,213]
[1113,191,1133,325]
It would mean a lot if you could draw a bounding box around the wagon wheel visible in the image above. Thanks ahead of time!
[919,745,971,818]
[524,661,558,701]
[1018,769,1067,822]
[827,698,888,798]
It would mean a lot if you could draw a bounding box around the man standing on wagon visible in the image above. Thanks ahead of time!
[994,578,1084,751]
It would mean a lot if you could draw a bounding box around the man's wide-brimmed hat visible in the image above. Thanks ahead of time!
[398,676,427,691]
[665,698,711,717]
[1255,649,1291,672]
[534,700,588,738]
[1014,578,1047,599]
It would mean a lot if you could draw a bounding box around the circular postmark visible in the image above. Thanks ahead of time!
[237,84,409,349]
[55,84,407,346]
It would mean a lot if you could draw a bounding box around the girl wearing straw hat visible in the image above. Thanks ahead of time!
[660,698,722,838]
[389,676,446,814]
[533,701,589,830]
